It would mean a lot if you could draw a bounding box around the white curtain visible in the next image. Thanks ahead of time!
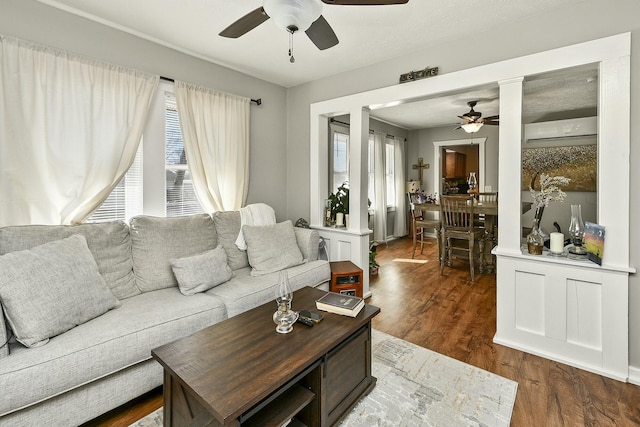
[393,136,407,237]
[372,131,387,242]
[0,35,158,226]
[175,81,250,212]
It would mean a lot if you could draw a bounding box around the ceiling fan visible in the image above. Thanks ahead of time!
[456,100,499,133]
[219,0,409,62]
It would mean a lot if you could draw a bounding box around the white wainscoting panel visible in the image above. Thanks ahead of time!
[312,226,371,297]
[494,254,629,381]
[514,271,545,335]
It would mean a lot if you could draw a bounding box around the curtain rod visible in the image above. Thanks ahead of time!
[160,76,262,106]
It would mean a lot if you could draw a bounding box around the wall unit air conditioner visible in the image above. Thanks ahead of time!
[524,117,597,142]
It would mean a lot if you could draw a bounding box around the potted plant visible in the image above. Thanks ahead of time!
[369,241,379,275]
[328,182,349,227]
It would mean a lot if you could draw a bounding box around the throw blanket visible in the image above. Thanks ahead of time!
[235,203,276,250]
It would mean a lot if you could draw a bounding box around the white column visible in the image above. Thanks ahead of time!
[348,108,370,234]
[309,114,329,227]
[496,77,524,253]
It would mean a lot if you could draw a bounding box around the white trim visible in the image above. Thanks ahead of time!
[310,32,632,380]
[629,366,640,386]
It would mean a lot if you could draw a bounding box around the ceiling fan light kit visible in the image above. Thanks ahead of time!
[263,0,322,33]
[461,122,483,134]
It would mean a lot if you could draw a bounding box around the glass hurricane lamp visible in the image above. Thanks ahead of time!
[272,271,298,334]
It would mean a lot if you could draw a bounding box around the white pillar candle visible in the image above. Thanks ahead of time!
[335,212,344,227]
[550,232,564,253]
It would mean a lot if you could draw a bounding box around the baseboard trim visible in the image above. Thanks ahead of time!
[628,366,640,385]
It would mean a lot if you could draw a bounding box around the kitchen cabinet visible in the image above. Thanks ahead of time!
[445,152,466,178]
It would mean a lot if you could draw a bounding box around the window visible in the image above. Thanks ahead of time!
[385,141,395,207]
[164,94,204,217]
[331,130,349,194]
[86,144,143,223]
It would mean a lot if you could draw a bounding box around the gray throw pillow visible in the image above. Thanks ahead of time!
[130,214,218,292]
[0,234,120,348]
[243,220,305,276]
[170,245,233,296]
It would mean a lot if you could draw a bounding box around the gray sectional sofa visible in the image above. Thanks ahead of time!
[0,211,330,427]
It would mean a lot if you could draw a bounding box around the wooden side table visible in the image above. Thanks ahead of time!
[329,260,363,298]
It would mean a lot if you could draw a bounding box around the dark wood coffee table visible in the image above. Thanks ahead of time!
[152,286,380,427]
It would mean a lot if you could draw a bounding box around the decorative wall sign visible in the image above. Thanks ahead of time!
[522,144,597,192]
[399,66,439,84]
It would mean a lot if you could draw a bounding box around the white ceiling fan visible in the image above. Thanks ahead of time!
[219,0,409,62]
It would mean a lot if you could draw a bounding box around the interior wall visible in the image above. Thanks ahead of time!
[1,0,289,219]
[406,125,499,197]
[286,0,640,371]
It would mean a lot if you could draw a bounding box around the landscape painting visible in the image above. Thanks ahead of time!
[522,143,597,191]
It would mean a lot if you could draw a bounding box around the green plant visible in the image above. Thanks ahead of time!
[369,241,379,270]
[328,182,349,219]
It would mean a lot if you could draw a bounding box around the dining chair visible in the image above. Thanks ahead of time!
[410,202,440,259]
[439,195,485,281]
[475,192,498,227]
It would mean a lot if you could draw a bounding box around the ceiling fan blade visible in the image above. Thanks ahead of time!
[306,15,339,50]
[458,115,473,122]
[219,7,269,38]
[483,115,499,121]
[322,0,409,4]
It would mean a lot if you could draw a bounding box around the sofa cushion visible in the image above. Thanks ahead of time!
[170,245,233,296]
[130,214,217,292]
[0,287,227,417]
[0,221,138,300]
[212,211,250,271]
[206,260,331,317]
[0,235,120,348]
[243,220,305,276]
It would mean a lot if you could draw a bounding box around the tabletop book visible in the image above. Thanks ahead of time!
[316,291,365,317]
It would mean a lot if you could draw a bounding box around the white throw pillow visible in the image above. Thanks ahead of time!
[243,220,305,276]
[170,245,233,296]
[0,234,120,348]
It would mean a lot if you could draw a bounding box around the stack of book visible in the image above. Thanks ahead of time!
[315,292,365,317]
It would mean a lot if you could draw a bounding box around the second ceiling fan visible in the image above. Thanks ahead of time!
[456,101,499,133]
[219,0,409,62]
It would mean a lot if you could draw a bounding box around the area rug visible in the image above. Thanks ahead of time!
[392,258,429,264]
[130,330,517,427]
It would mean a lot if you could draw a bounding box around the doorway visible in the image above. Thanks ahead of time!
[432,138,486,197]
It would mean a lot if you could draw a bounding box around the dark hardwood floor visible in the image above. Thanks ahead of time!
[88,236,640,426]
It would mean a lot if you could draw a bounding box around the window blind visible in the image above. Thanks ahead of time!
[165,94,205,217]
[86,144,143,223]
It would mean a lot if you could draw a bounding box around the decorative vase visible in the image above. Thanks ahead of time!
[272,271,298,334]
[533,206,548,242]
[324,199,332,227]
[527,218,544,255]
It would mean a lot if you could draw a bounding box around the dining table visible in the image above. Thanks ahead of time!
[416,200,499,273]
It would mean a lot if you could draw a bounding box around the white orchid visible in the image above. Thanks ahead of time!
[530,174,570,209]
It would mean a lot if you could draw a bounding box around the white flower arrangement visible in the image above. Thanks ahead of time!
[530,173,570,209]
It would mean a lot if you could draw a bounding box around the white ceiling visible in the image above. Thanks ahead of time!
[37,0,596,130]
